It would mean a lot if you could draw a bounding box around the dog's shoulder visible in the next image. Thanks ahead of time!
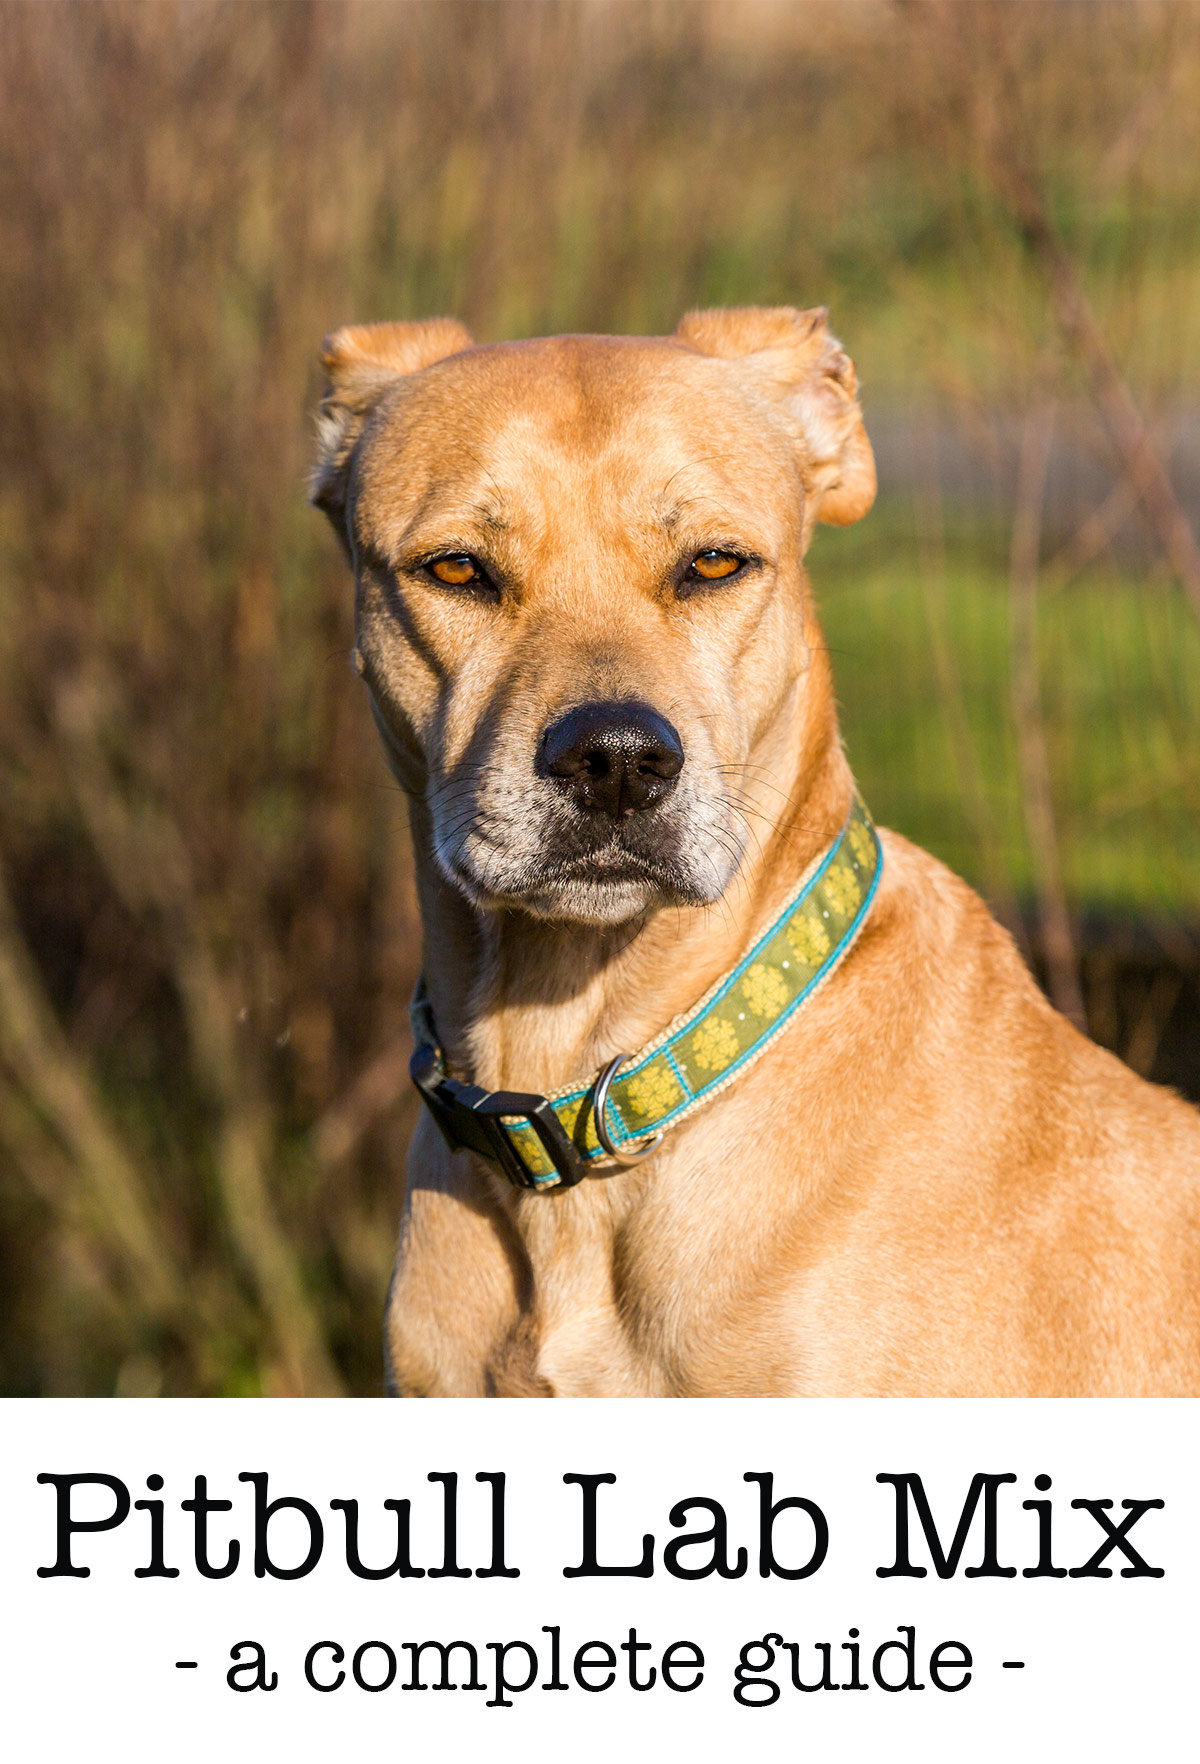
[868,823,1200,1181]
[861,823,1043,1016]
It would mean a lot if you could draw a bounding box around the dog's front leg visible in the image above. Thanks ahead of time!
[384,1114,525,1396]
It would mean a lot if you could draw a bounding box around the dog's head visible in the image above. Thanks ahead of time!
[312,307,874,924]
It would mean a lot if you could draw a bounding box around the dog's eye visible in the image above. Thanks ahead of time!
[428,554,480,587]
[690,550,743,581]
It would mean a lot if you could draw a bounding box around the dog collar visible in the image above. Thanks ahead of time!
[409,795,882,1191]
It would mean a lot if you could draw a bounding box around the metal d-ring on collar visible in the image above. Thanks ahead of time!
[593,1052,663,1165]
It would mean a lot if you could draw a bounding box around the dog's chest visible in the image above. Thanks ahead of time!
[487,1310,663,1398]
[389,1114,817,1396]
[488,1192,669,1397]
[485,1168,804,1397]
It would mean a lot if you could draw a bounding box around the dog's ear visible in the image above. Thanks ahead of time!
[675,305,875,527]
[310,318,474,542]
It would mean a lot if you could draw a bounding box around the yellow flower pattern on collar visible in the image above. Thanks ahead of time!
[624,1062,686,1124]
[689,1016,741,1073]
[787,912,831,968]
[823,861,862,918]
[740,961,790,1019]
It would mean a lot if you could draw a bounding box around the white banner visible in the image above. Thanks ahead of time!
[3,1399,1194,1762]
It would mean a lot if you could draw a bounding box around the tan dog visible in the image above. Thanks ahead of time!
[312,306,1200,1397]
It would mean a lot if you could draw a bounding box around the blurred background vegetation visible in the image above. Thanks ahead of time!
[1,0,1198,1395]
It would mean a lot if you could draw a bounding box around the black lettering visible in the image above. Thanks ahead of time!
[872,1626,924,1691]
[929,1640,972,1691]
[734,1635,780,1707]
[782,1640,836,1692]
[426,1473,471,1580]
[661,1641,704,1692]
[540,1625,567,1690]
[485,1640,538,1708]
[663,1498,747,1580]
[352,1642,397,1692]
[133,1474,178,1578]
[621,1627,656,1690]
[227,1640,277,1692]
[841,1627,867,1691]
[330,1498,423,1579]
[239,1472,323,1580]
[1022,1474,1066,1578]
[37,1473,130,1578]
[1069,1499,1165,1578]
[876,1473,1017,1578]
[474,1472,519,1578]
[744,1472,829,1580]
[182,1476,239,1578]
[401,1641,484,1692]
[562,1474,653,1578]
[305,1641,345,1691]
[573,1641,616,1692]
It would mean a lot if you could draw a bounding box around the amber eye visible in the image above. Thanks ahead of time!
[690,550,742,581]
[429,554,479,586]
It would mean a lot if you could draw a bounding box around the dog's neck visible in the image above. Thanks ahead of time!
[409,657,853,1097]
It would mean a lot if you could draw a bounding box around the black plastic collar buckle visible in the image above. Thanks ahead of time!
[410,1042,589,1190]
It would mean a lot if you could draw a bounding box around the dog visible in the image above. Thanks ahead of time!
[311,305,1200,1396]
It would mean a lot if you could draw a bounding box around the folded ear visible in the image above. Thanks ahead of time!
[675,305,875,528]
[310,318,474,539]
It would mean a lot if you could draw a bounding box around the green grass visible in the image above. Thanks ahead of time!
[816,508,1200,919]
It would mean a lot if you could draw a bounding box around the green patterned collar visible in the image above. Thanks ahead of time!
[409,795,883,1191]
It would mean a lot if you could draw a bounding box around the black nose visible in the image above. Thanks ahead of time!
[538,700,685,820]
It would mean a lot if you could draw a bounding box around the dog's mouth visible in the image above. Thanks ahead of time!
[440,812,729,922]
[430,759,747,924]
[551,843,669,883]
[464,839,692,901]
